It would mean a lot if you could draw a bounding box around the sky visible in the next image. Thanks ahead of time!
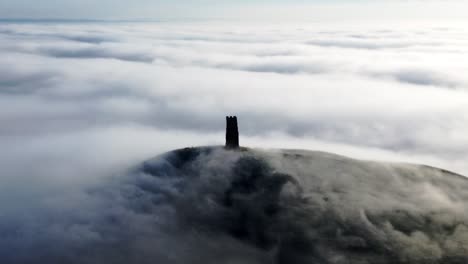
[0,0,468,22]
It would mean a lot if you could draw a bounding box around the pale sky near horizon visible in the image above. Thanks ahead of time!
[0,0,467,22]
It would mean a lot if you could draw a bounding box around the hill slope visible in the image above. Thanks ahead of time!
[6,146,467,264]
[133,146,468,264]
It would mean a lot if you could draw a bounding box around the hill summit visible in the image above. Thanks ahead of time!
[133,146,468,263]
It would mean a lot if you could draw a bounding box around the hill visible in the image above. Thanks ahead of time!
[131,146,468,263]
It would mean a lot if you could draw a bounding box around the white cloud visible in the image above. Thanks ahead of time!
[1,22,468,173]
[1,21,468,263]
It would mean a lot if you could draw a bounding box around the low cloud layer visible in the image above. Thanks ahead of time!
[0,21,468,262]
[1,22,468,172]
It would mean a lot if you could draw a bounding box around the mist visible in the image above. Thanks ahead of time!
[1,21,468,263]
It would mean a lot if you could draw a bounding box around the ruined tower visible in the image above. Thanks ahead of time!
[225,116,239,149]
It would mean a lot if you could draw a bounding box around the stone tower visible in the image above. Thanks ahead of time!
[225,116,239,149]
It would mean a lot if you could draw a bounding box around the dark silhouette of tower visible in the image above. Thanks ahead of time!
[226,116,239,149]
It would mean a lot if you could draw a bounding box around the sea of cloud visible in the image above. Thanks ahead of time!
[0,21,468,262]
[1,21,468,177]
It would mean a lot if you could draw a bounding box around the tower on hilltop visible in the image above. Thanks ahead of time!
[225,116,239,149]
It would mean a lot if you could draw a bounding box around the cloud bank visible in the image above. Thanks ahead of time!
[0,21,468,263]
[1,22,468,171]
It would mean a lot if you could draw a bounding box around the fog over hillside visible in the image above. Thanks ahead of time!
[2,147,468,263]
